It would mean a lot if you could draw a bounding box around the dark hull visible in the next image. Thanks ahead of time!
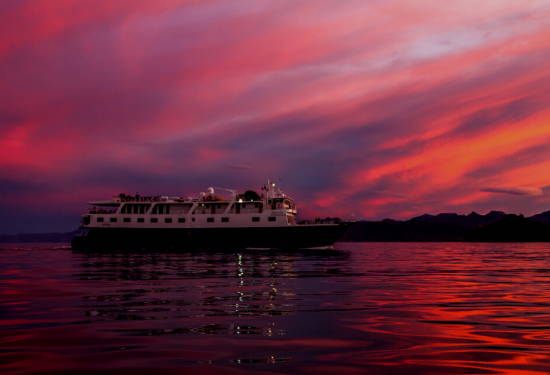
[71,223,350,251]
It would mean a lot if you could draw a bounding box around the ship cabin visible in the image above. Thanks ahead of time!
[81,184,297,229]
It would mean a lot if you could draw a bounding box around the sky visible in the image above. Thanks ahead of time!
[1,0,550,233]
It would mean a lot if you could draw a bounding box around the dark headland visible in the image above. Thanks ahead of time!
[340,210,550,242]
[3,210,550,243]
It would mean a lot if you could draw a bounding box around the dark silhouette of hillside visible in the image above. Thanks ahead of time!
[0,231,77,243]
[341,211,550,242]
[465,214,550,242]
[529,210,550,225]
[410,211,506,228]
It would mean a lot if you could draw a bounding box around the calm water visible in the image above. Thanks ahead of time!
[3,243,550,374]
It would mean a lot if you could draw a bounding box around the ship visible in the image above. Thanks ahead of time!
[71,181,349,250]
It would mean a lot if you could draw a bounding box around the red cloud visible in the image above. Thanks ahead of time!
[1,0,550,231]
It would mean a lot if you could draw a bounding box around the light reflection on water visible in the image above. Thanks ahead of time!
[2,242,550,374]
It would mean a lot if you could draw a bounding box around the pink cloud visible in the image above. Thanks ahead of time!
[1,0,550,231]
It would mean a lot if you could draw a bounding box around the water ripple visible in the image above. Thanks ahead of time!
[2,242,550,374]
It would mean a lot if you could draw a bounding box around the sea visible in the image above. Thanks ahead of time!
[2,242,550,374]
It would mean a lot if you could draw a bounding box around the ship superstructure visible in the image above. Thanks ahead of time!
[81,181,296,230]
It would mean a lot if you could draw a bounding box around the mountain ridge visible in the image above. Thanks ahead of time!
[342,210,550,242]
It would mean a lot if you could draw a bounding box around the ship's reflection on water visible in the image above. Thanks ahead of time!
[76,249,351,341]
[3,243,550,374]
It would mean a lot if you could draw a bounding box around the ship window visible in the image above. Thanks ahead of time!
[97,217,104,222]
[178,218,185,223]
[165,218,172,223]
[207,217,214,223]
[110,217,117,222]
[137,218,144,223]
[221,217,229,223]
[153,204,170,214]
[151,218,158,223]
[192,218,196,222]
[252,217,260,222]
[123,217,131,223]
[268,217,276,222]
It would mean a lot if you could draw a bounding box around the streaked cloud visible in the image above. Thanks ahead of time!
[1,0,550,232]
[481,186,544,196]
